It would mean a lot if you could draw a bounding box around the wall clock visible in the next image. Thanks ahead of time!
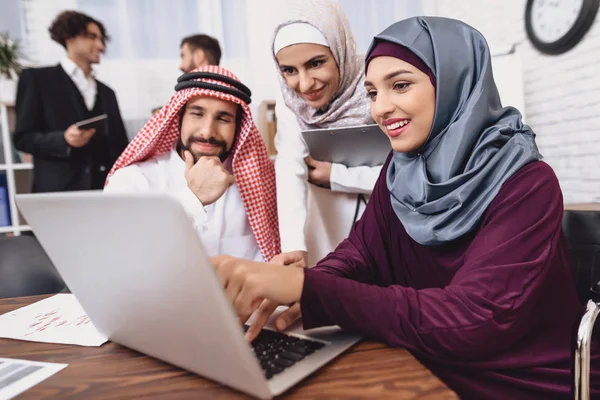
[525,0,600,55]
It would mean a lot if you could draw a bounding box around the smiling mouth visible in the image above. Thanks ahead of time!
[384,119,411,137]
[302,87,325,101]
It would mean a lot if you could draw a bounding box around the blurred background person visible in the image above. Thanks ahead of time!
[179,34,222,72]
[13,10,128,193]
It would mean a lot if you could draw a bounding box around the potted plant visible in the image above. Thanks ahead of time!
[0,32,23,104]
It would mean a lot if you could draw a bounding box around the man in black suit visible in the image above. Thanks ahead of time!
[14,10,129,192]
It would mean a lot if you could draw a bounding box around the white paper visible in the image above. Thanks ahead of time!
[0,358,67,400]
[0,294,108,346]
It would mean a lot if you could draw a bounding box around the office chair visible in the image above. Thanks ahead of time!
[562,207,600,400]
[0,235,65,298]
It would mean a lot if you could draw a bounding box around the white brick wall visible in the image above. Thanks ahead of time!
[430,0,600,203]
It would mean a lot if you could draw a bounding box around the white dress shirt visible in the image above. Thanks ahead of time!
[104,150,263,261]
[274,90,382,257]
[60,57,97,110]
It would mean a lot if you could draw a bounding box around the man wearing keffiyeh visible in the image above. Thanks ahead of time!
[105,66,280,262]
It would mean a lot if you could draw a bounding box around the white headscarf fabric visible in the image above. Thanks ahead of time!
[273,22,329,54]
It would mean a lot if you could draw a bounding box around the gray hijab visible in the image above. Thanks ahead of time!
[366,17,541,246]
[272,0,372,129]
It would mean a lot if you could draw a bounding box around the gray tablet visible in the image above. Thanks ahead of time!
[301,124,390,168]
[76,114,108,133]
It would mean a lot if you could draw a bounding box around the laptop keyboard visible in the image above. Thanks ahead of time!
[244,326,326,379]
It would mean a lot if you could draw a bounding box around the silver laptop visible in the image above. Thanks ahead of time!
[301,123,391,168]
[15,191,361,399]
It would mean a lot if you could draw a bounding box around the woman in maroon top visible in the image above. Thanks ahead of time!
[213,17,600,398]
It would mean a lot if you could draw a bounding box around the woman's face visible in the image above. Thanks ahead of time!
[365,56,435,153]
[276,43,340,109]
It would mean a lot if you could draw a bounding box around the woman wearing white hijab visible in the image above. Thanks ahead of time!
[271,0,382,268]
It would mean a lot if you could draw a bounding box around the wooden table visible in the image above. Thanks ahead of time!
[564,203,600,211]
[0,296,457,399]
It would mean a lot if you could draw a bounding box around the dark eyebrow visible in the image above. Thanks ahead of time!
[216,110,236,119]
[187,105,235,119]
[279,54,328,70]
[187,105,205,113]
[85,30,102,41]
[364,69,414,87]
[303,54,328,67]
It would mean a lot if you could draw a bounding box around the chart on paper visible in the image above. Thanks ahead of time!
[26,309,91,336]
[0,294,108,346]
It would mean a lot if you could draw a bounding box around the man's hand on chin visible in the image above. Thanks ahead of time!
[184,151,235,205]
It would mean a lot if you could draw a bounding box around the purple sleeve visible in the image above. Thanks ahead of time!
[298,158,393,328]
[300,163,571,360]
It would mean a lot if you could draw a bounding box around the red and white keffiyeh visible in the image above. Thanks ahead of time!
[106,65,280,261]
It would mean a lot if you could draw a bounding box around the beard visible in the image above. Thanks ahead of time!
[181,60,195,73]
[177,135,231,163]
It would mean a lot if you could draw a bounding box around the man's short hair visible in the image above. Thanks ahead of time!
[49,10,109,49]
[180,34,222,66]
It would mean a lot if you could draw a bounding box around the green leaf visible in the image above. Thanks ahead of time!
[0,31,23,77]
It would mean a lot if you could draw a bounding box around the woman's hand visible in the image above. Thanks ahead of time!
[245,300,302,342]
[305,156,332,188]
[211,256,305,324]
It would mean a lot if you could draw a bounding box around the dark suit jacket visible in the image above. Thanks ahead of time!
[13,65,129,192]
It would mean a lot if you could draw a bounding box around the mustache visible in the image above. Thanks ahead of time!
[182,136,226,150]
